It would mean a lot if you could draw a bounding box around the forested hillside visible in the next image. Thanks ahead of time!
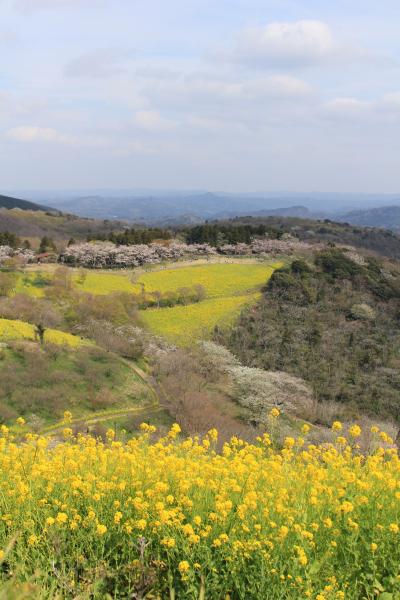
[218,248,400,422]
[0,194,49,211]
[214,216,400,258]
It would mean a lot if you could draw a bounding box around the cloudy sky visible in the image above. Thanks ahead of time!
[1,0,400,192]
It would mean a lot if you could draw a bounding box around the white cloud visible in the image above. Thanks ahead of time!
[323,97,372,119]
[64,49,130,79]
[134,110,176,132]
[245,75,312,98]
[231,20,341,68]
[381,92,400,111]
[6,126,76,144]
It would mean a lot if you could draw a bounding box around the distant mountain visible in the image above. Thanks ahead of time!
[252,205,311,218]
[338,205,400,230]
[42,193,320,224]
[0,194,51,212]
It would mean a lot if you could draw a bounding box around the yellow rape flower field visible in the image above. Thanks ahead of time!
[137,261,281,341]
[140,293,260,342]
[0,318,87,347]
[132,262,281,298]
[0,418,399,598]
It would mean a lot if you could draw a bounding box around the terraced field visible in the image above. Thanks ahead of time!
[140,292,260,342]
[139,261,282,341]
[9,260,282,342]
[132,262,280,297]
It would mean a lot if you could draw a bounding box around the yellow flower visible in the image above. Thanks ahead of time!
[16,417,25,426]
[56,512,68,524]
[96,524,107,535]
[106,429,115,441]
[371,543,378,552]
[269,407,280,418]
[348,425,361,438]
[46,517,55,526]
[284,437,295,449]
[339,501,354,514]
[114,511,123,524]
[178,560,190,574]
[389,523,399,534]
[301,423,311,435]
[63,410,72,423]
[161,537,176,548]
[28,534,38,546]
[0,550,4,562]
[332,421,343,432]
[62,428,73,440]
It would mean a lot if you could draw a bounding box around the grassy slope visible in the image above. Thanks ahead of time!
[0,340,153,425]
[0,208,127,246]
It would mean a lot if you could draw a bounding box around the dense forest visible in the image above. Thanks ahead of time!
[87,227,171,245]
[184,223,282,245]
[218,248,400,422]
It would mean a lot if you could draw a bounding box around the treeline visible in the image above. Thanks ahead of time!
[184,223,282,245]
[217,248,400,422]
[87,227,171,245]
[86,223,283,247]
[138,284,206,309]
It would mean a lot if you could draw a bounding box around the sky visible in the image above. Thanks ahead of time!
[1,0,400,193]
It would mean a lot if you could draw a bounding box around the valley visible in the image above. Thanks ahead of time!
[1,207,400,599]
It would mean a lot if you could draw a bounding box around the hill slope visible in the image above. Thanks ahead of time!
[0,194,50,212]
[339,205,400,230]
[217,248,400,423]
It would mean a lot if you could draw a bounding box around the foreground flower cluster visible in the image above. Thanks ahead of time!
[0,419,399,599]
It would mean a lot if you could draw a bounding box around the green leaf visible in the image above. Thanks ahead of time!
[374,580,385,592]
[308,561,321,575]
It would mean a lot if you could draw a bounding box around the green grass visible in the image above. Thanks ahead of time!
[0,343,152,424]
[140,293,260,342]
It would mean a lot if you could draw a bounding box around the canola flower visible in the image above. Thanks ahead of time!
[0,420,399,598]
[141,293,260,341]
[133,263,280,299]
[0,318,87,347]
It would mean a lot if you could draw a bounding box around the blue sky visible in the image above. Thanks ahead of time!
[1,0,400,192]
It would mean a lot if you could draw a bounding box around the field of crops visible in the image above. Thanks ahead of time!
[133,262,281,298]
[74,271,134,295]
[137,262,280,341]
[140,293,260,342]
[0,416,398,598]
[0,318,87,347]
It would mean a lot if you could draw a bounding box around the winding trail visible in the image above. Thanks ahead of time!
[42,359,163,438]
